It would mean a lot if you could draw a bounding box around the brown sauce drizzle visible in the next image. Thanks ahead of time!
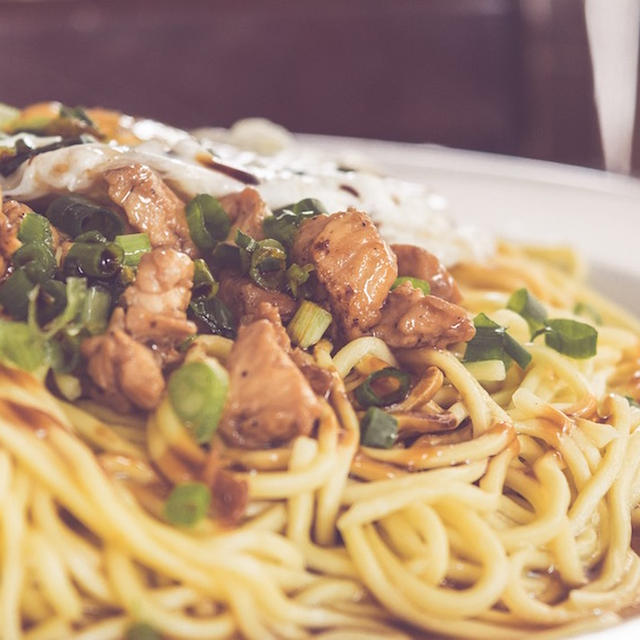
[196,152,260,185]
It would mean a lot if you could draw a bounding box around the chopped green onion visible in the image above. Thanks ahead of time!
[168,358,229,444]
[191,259,218,300]
[0,320,48,372]
[185,194,230,250]
[40,277,88,339]
[64,241,124,279]
[507,288,548,335]
[541,319,597,359]
[264,198,325,247]
[354,367,411,407]
[235,229,258,253]
[0,268,35,319]
[248,239,287,290]
[165,482,211,527]
[626,396,640,409]
[465,313,532,371]
[210,242,250,273]
[287,300,332,348]
[114,233,151,267]
[81,286,111,335]
[47,332,81,374]
[18,212,53,247]
[36,280,67,327]
[189,297,236,339]
[276,197,326,216]
[360,408,398,449]
[12,243,56,284]
[286,263,314,298]
[263,210,300,247]
[573,301,602,325]
[391,276,431,296]
[45,195,124,240]
[59,104,94,126]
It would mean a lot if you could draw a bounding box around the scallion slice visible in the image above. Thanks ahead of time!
[507,288,548,335]
[36,280,67,327]
[391,276,431,296]
[286,263,314,298]
[464,313,532,371]
[264,197,325,247]
[12,243,56,284]
[185,194,230,250]
[354,367,411,407]
[18,212,53,247]
[165,483,211,527]
[45,195,124,240]
[191,259,218,300]
[114,233,151,267]
[81,286,111,335]
[189,297,236,339]
[541,319,597,359]
[0,268,35,319]
[168,358,229,444]
[360,408,398,449]
[0,320,47,371]
[64,241,124,279]
[287,300,332,348]
[210,242,250,273]
[235,229,258,253]
[248,239,287,290]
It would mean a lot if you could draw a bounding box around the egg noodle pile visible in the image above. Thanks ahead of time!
[0,241,639,640]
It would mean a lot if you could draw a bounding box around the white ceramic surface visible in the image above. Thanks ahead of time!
[298,134,640,640]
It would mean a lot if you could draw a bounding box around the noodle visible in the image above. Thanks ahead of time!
[0,184,639,639]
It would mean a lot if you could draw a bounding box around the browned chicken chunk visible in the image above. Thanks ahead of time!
[104,164,196,255]
[219,319,322,448]
[372,282,475,349]
[391,243,462,303]
[82,310,165,410]
[217,273,297,324]
[219,187,268,241]
[292,209,397,338]
[0,198,31,276]
[123,247,196,342]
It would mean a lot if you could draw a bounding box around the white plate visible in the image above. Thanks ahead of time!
[299,134,640,319]
[299,135,640,640]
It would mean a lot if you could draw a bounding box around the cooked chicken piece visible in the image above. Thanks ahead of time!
[219,319,322,448]
[123,248,196,342]
[290,348,333,398]
[219,187,268,240]
[0,199,31,271]
[82,309,165,410]
[292,209,397,338]
[391,243,462,303]
[104,164,196,255]
[372,282,475,349]
[217,272,297,324]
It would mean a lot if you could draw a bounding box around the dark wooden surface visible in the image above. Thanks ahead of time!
[0,0,635,171]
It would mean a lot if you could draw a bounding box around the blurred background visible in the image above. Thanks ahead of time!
[0,0,638,172]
